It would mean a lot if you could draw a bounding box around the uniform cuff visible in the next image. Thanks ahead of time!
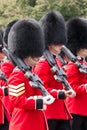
[36,99,43,109]
[4,88,8,96]
[58,91,66,99]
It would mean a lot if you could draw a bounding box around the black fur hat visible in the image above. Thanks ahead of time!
[8,19,45,58]
[3,20,18,45]
[39,10,67,48]
[66,17,87,55]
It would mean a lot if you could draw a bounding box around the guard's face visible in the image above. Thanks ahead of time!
[24,56,40,67]
[48,44,63,55]
[77,48,87,60]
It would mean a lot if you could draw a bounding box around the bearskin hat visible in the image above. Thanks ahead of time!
[3,20,18,45]
[8,19,45,59]
[66,17,87,55]
[39,10,67,48]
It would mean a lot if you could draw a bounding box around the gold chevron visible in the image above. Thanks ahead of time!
[8,83,25,97]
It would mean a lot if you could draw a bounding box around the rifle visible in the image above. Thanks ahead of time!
[2,47,50,96]
[61,45,87,74]
[0,70,7,83]
[58,53,67,66]
[44,49,72,90]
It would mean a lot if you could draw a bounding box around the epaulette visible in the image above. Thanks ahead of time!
[39,56,46,62]
[13,66,20,72]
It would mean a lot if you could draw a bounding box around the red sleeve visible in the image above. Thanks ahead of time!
[65,62,87,95]
[0,79,8,96]
[34,60,58,98]
[0,87,3,96]
[34,60,50,89]
[1,61,14,78]
[8,70,38,110]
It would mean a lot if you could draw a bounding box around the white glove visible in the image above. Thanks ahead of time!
[65,89,76,98]
[43,95,55,105]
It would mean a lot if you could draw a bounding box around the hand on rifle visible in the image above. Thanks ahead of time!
[43,95,55,105]
[65,89,76,98]
[28,95,55,105]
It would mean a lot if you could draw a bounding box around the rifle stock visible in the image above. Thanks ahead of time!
[61,45,87,74]
[44,50,72,90]
[61,45,76,62]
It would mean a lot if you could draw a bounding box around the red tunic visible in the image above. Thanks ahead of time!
[65,61,87,116]
[1,60,14,78]
[0,60,14,124]
[34,57,71,119]
[0,86,4,124]
[8,68,49,130]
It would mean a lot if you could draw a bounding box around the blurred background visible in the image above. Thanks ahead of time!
[0,0,87,28]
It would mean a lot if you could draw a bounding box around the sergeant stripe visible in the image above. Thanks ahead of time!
[9,90,25,97]
[9,86,25,93]
[9,83,24,89]
[9,83,25,97]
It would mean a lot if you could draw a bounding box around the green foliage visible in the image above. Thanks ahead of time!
[28,0,37,7]
[43,0,58,9]
[0,2,16,28]
[30,4,49,20]
[0,0,87,28]
[16,0,37,7]
[56,0,87,21]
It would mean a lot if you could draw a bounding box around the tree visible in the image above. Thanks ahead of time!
[0,0,87,28]
[16,0,37,7]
